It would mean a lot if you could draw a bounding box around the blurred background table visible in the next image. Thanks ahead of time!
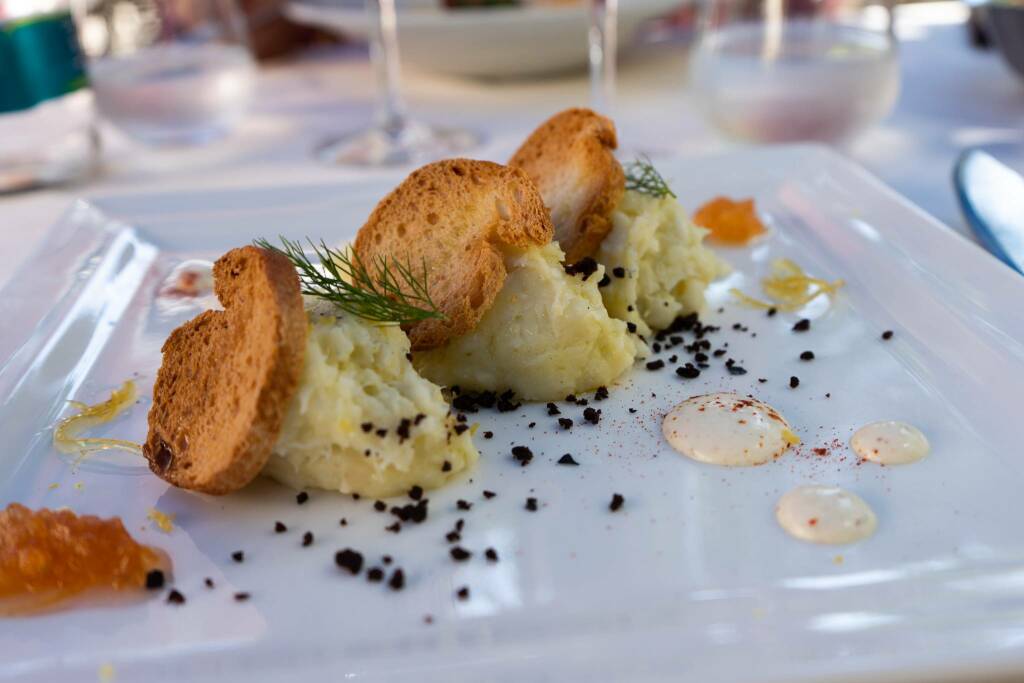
[1,0,1021,290]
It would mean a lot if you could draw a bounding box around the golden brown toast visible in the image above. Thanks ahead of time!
[143,246,307,495]
[353,159,553,350]
[509,108,624,263]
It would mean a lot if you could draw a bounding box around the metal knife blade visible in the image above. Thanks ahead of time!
[953,149,1024,275]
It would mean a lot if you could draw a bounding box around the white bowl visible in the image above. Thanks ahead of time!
[286,0,685,79]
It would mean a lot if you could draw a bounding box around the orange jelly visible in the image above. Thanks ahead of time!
[0,503,168,616]
[694,196,767,246]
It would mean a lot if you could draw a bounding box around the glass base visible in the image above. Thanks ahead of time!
[315,119,481,167]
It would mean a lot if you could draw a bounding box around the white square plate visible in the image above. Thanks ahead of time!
[3,145,1024,683]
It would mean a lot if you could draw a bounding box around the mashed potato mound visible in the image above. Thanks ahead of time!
[413,243,637,401]
[597,190,729,338]
[264,312,478,499]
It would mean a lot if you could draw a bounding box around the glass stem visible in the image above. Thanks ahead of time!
[367,0,408,137]
[588,0,618,114]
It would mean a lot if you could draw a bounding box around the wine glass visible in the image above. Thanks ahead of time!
[588,0,618,114]
[316,0,480,167]
[689,0,900,144]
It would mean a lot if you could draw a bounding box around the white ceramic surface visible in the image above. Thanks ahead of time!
[286,0,684,78]
[3,146,1024,683]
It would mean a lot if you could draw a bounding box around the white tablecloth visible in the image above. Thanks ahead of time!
[1,1,1021,290]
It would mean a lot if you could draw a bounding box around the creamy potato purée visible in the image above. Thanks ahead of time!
[851,421,929,465]
[597,190,729,339]
[662,392,799,466]
[265,309,478,498]
[414,242,636,401]
[775,485,878,545]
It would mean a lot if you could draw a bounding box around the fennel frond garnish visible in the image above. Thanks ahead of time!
[624,156,676,199]
[255,236,445,325]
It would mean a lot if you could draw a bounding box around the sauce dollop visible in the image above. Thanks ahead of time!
[851,421,929,465]
[662,392,799,466]
[0,504,168,616]
[775,485,877,545]
[694,196,767,246]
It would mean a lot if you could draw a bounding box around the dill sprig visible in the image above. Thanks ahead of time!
[624,156,676,199]
[255,236,445,325]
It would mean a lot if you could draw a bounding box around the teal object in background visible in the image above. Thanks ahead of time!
[0,11,88,114]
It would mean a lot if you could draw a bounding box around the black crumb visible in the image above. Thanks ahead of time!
[442,460,452,472]
[546,403,561,416]
[450,546,472,562]
[367,567,384,583]
[335,549,364,575]
[456,586,470,601]
[582,407,601,425]
[789,376,800,388]
[234,592,251,602]
[676,365,700,379]
[758,378,768,383]
[296,492,309,505]
[231,551,244,563]
[145,569,165,590]
[882,330,894,340]
[512,445,534,466]
[767,307,777,317]
[339,518,348,526]
[457,499,473,511]
[374,501,387,512]
[528,422,536,429]
[594,386,609,401]
[557,453,580,466]
[409,485,424,500]
[564,257,598,281]
[485,548,499,562]
[609,493,625,512]
[382,555,392,565]
[302,531,314,547]
[628,408,637,414]
[800,351,815,361]
[455,519,464,532]
[483,431,493,440]
[793,319,811,332]
[388,569,405,591]
[274,521,287,534]
[558,417,573,430]
[483,490,496,499]
[166,589,185,605]
[727,365,748,376]
[525,497,539,512]
[645,360,665,371]
[446,531,461,543]
[204,577,214,589]
[385,522,401,533]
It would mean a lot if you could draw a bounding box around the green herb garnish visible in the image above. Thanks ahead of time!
[255,236,444,325]
[624,156,676,199]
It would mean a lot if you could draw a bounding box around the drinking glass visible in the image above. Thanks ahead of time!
[77,0,258,146]
[689,0,900,144]
[588,0,618,114]
[315,0,479,167]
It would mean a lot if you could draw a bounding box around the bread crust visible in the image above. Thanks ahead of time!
[509,108,624,263]
[353,159,553,350]
[143,246,306,495]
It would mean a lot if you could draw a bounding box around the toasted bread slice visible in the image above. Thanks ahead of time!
[509,108,625,263]
[143,246,306,495]
[353,159,553,350]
